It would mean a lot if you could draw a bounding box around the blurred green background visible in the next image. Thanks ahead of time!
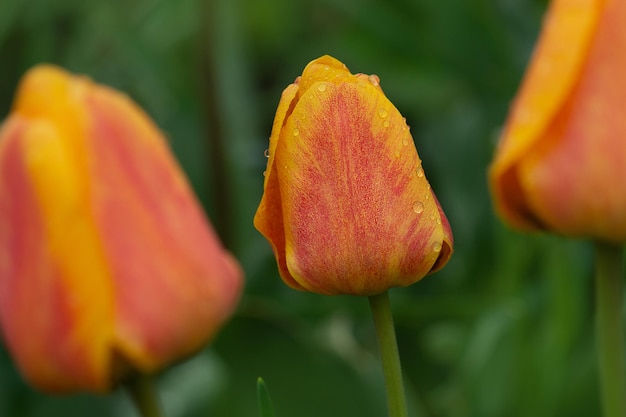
[0,0,609,416]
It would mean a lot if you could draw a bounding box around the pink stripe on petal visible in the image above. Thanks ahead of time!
[86,89,241,370]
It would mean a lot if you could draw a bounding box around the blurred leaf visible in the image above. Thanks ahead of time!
[257,378,277,417]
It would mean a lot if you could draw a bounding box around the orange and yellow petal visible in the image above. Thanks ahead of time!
[0,113,114,392]
[276,77,448,295]
[489,0,602,230]
[490,0,626,241]
[254,82,304,290]
[515,0,626,241]
[83,84,243,371]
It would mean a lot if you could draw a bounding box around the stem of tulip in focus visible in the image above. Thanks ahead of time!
[594,241,626,417]
[124,374,166,417]
[369,291,409,417]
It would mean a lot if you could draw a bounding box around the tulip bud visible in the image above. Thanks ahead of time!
[489,0,626,242]
[0,65,243,393]
[254,55,453,296]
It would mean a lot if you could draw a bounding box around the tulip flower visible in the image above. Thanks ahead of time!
[489,1,626,416]
[0,65,243,394]
[489,0,626,242]
[254,55,453,296]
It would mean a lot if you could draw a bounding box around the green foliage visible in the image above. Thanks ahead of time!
[0,0,609,416]
[257,378,276,417]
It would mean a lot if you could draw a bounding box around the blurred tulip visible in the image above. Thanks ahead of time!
[254,55,453,296]
[0,65,243,393]
[489,0,626,241]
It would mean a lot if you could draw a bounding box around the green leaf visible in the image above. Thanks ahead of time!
[257,377,277,417]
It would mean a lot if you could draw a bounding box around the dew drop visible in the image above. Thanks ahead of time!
[394,151,401,158]
[412,201,424,214]
[368,74,380,86]
[432,242,442,253]
[416,167,424,177]
[264,149,270,158]
[378,108,388,119]
[293,128,300,136]
[383,120,390,128]
[429,214,435,221]
[324,65,330,71]
[402,138,409,146]
[262,170,267,177]
[317,83,327,92]
[436,218,442,225]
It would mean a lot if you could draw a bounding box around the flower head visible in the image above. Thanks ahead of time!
[489,0,626,242]
[254,55,453,296]
[0,65,243,392]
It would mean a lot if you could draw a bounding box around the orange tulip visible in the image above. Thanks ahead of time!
[489,0,626,241]
[0,65,243,393]
[254,55,453,296]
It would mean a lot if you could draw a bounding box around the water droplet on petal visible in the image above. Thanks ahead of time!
[429,214,435,221]
[436,218,442,225]
[368,74,380,86]
[383,120,390,128]
[293,128,300,136]
[317,83,327,92]
[394,151,400,158]
[416,167,424,177]
[432,242,442,252]
[262,170,267,177]
[378,108,388,118]
[264,149,270,158]
[402,138,409,146]
[412,201,424,214]
[324,65,330,71]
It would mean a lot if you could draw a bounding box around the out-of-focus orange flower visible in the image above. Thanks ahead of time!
[254,55,453,296]
[489,0,626,241]
[0,65,243,393]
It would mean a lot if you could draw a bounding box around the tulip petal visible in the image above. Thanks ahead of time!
[84,85,242,371]
[254,83,304,290]
[489,0,601,230]
[515,0,626,240]
[0,115,114,392]
[276,78,447,295]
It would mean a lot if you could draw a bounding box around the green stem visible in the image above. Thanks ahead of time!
[124,374,166,417]
[369,291,409,417]
[594,241,626,417]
